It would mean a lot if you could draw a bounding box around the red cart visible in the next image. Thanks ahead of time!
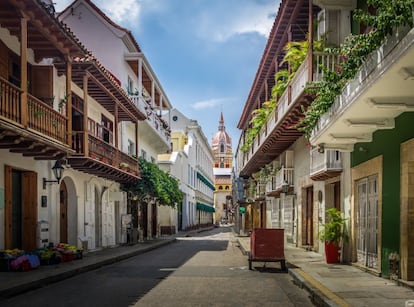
[248,228,286,271]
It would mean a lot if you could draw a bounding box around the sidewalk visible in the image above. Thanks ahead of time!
[0,237,177,299]
[237,236,414,307]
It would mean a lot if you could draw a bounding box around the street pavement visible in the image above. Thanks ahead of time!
[1,226,414,306]
[237,236,414,307]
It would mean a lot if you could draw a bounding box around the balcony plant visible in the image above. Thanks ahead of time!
[318,207,348,263]
[241,39,313,153]
[299,0,414,138]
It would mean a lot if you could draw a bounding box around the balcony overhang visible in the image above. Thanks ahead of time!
[313,0,356,10]
[67,156,140,184]
[310,27,414,151]
[2,0,87,61]
[56,60,146,121]
[310,170,342,181]
[0,121,73,160]
[240,96,311,177]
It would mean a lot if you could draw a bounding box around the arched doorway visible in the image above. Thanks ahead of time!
[59,177,78,245]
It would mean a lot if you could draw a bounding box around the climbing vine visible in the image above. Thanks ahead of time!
[298,0,414,138]
[241,38,322,153]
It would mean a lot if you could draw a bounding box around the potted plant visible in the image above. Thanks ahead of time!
[318,207,348,264]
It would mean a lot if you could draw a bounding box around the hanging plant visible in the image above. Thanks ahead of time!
[241,39,315,153]
[299,0,414,138]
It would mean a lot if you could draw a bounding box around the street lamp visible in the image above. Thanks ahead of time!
[43,160,64,189]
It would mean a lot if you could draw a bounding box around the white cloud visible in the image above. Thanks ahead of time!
[54,0,141,24]
[194,1,277,42]
[191,97,233,110]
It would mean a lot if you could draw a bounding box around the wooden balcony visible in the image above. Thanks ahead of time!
[310,148,342,181]
[68,120,140,184]
[239,52,341,177]
[0,77,71,159]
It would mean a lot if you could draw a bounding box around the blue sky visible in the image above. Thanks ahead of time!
[54,0,279,149]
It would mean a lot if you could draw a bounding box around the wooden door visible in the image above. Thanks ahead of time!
[60,181,68,243]
[5,166,37,250]
[31,66,53,105]
[302,187,314,246]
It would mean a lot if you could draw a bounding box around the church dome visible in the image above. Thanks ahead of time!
[211,112,232,152]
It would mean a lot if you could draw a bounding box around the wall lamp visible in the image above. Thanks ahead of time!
[43,160,64,189]
[317,144,325,154]
[281,181,289,194]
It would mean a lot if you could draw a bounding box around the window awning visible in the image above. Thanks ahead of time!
[197,172,215,191]
[196,202,215,212]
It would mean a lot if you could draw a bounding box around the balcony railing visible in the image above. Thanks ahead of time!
[255,182,266,199]
[266,167,294,194]
[239,51,341,171]
[129,94,171,145]
[0,76,68,144]
[71,131,139,176]
[312,24,413,139]
[310,148,342,180]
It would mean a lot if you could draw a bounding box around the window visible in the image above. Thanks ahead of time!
[220,143,225,153]
[127,76,134,95]
[141,149,147,160]
[101,115,113,144]
[128,139,135,156]
[151,156,156,163]
[220,162,224,168]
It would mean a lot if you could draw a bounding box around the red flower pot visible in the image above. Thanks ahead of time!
[325,241,340,264]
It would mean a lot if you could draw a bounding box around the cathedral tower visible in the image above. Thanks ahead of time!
[211,112,233,223]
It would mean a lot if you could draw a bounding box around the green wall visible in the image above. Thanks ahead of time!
[351,112,414,277]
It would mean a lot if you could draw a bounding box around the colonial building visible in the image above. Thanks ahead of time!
[59,0,172,240]
[211,112,233,223]
[161,109,215,230]
[234,0,414,282]
[0,0,145,251]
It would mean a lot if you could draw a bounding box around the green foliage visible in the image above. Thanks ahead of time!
[128,157,183,207]
[58,93,70,112]
[258,164,276,183]
[318,208,348,245]
[299,0,414,138]
[242,39,313,152]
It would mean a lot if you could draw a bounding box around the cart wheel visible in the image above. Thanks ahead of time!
[281,260,287,272]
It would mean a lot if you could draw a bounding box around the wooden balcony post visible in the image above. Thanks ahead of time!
[308,0,314,82]
[138,58,142,96]
[114,104,119,148]
[135,121,139,167]
[66,58,72,147]
[151,80,155,108]
[83,74,89,155]
[20,15,28,127]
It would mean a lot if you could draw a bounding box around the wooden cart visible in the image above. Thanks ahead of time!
[248,228,286,271]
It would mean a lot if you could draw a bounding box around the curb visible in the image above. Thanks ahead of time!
[236,237,348,307]
[0,239,176,299]
[288,268,350,307]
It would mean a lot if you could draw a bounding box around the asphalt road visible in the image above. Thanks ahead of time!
[2,227,313,307]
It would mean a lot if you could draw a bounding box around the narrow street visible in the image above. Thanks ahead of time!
[2,227,313,307]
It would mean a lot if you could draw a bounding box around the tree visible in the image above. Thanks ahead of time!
[126,157,183,207]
